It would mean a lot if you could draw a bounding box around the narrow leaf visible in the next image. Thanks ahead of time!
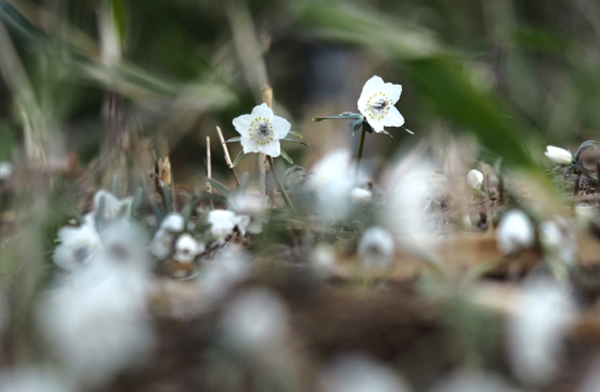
[282,137,309,146]
[226,136,242,143]
[232,151,247,167]
[207,178,232,197]
[280,149,294,164]
[289,131,303,139]
[162,183,173,213]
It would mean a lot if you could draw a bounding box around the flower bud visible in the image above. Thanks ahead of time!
[544,146,573,166]
[496,210,535,255]
[351,187,373,206]
[466,169,484,189]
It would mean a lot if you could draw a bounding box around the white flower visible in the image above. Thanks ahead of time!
[174,233,205,263]
[544,146,573,166]
[232,103,291,157]
[150,230,174,260]
[53,221,101,271]
[208,210,246,244]
[307,149,354,221]
[496,210,535,255]
[98,219,150,270]
[507,277,577,386]
[230,193,267,234]
[357,76,405,133]
[466,169,484,189]
[320,354,411,392]
[351,187,373,206]
[358,227,395,270]
[93,190,133,221]
[311,243,337,278]
[0,161,13,182]
[160,212,185,232]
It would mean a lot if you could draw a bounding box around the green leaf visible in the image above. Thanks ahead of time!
[200,191,228,204]
[349,119,363,136]
[401,126,415,135]
[280,149,294,164]
[150,194,164,222]
[232,150,247,167]
[162,183,173,213]
[313,112,363,122]
[289,131,303,139]
[282,137,309,146]
[131,188,144,217]
[207,178,231,197]
[181,192,200,222]
[239,172,250,192]
[226,136,242,143]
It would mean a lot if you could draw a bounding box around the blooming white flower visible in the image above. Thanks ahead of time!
[544,145,573,166]
[466,169,484,189]
[53,221,101,271]
[320,354,411,392]
[307,149,354,221]
[507,277,577,386]
[174,233,205,263]
[357,76,405,133]
[358,227,395,270]
[232,103,291,157]
[0,161,13,182]
[496,210,535,255]
[351,187,373,206]
[208,210,246,244]
[98,219,150,270]
[93,190,133,221]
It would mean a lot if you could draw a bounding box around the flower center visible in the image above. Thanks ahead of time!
[366,92,392,120]
[73,245,91,263]
[249,117,274,146]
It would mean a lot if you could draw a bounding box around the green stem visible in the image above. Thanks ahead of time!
[267,156,295,211]
[355,122,368,181]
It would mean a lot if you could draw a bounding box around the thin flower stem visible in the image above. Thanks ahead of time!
[355,122,368,181]
[267,156,295,211]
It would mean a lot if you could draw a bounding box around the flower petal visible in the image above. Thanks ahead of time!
[232,114,252,138]
[261,140,281,157]
[382,107,405,128]
[241,137,260,154]
[357,75,384,110]
[272,115,291,139]
[366,117,385,133]
[382,82,402,104]
[251,103,273,120]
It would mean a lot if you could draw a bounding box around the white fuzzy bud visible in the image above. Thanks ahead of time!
[466,169,484,189]
[544,146,573,166]
[496,210,535,255]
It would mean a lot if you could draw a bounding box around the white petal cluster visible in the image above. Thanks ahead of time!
[544,145,573,166]
[507,277,577,386]
[357,76,405,134]
[232,103,291,157]
[496,210,535,255]
[320,354,411,392]
[208,209,249,244]
[358,227,395,270]
[466,169,484,189]
[174,233,205,263]
[53,219,101,272]
[230,193,267,234]
[307,149,355,221]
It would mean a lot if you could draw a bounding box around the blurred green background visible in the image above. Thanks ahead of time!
[1,0,599,185]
